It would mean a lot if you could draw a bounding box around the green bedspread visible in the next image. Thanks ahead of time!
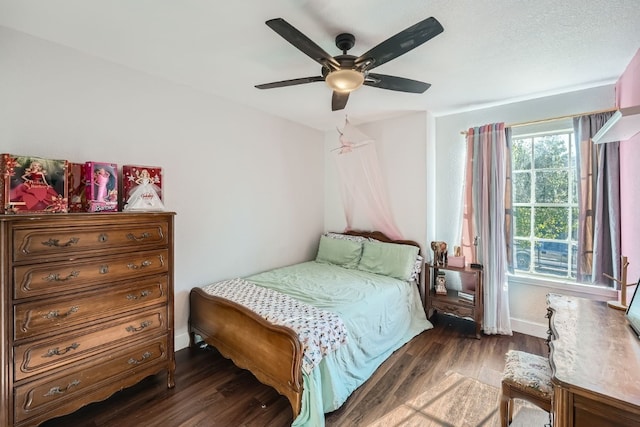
[246,261,433,427]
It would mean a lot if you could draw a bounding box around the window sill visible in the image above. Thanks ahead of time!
[507,273,618,300]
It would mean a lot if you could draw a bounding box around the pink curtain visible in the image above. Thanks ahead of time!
[461,124,512,335]
[333,120,403,240]
[461,130,477,264]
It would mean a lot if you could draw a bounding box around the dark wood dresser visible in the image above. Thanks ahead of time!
[547,293,640,426]
[0,212,175,426]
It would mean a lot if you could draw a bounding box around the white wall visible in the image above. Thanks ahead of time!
[0,27,325,349]
[3,24,623,343]
[434,85,617,337]
[324,112,428,248]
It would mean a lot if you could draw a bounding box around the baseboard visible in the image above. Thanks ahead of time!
[510,317,547,339]
[175,331,191,351]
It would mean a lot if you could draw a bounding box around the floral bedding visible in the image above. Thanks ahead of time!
[201,277,348,374]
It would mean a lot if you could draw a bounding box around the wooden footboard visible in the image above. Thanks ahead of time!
[189,287,303,417]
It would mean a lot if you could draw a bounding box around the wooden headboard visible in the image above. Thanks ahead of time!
[341,229,423,255]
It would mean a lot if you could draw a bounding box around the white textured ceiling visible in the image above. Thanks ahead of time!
[1,0,639,130]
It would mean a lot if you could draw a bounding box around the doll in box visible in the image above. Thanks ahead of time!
[93,167,111,202]
[67,163,87,212]
[124,169,164,211]
[85,161,117,212]
[11,161,61,211]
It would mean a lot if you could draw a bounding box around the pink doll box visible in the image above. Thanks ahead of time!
[84,161,118,212]
[122,165,164,211]
[0,154,68,214]
[67,162,87,212]
[447,256,466,268]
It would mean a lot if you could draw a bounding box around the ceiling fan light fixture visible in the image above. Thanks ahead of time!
[325,69,364,93]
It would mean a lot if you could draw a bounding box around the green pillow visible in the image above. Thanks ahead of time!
[358,241,419,281]
[315,235,363,269]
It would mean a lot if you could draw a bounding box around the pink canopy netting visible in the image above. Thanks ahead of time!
[332,119,403,240]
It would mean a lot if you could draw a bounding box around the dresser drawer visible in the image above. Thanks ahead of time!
[13,221,169,262]
[14,307,168,381]
[14,249,168,299]
[14,275,169,341]
[13,337,168,424]
[431,299,474,318]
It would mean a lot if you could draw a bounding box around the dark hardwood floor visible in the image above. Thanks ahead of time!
[40,314,547,427]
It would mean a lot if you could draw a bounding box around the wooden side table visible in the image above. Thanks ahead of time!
[425,262,483,339]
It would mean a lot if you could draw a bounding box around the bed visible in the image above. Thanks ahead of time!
[188,230,432,426]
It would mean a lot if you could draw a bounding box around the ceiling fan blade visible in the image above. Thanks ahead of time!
[332,91,349,111]
[364,73,431,93]
[255,76,324,89]
[355,17,444,71]
[266,18,340,70]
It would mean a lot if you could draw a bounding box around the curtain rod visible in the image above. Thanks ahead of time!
[459,107,617,135]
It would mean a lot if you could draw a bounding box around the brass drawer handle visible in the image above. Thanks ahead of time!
[43,306,79,319]
[127,260,152,270]
[44,342,80,357]
[127,232,151,241]
[41,237,79,248]
[128,351,152,365]
[126,290,152,300]
[126,320,152,333]
[43,271,79,282]
[43,379,81,397]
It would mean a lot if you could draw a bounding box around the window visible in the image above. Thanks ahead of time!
[511,128,578,279]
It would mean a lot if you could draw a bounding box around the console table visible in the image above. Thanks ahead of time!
[547,293,640,426]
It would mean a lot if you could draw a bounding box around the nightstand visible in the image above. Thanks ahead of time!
[425,262,483,339]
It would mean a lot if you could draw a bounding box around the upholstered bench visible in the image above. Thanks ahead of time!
[500,349,553,426]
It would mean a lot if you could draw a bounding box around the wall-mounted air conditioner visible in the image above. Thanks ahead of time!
[593,105,640,144]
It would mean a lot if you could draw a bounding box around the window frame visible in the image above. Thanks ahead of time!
[511,127,578,281]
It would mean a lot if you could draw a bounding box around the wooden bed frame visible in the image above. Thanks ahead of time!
[188,230,423,418]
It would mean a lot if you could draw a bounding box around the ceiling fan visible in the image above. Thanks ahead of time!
[255,17,444,111]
